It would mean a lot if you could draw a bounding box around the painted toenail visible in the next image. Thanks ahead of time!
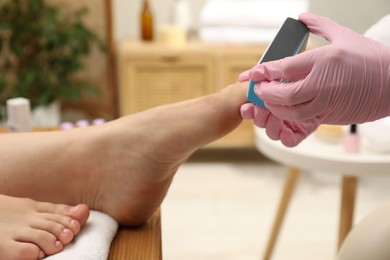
[63,228,71,234]
[55,240,62,247]
[68,205,80,213]
[38,250,45,259]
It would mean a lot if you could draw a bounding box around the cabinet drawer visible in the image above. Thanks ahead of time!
[118,40,269,148]
[219,55,261,89]
[120,58,214,115]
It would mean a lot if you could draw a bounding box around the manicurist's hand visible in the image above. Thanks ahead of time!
[239,12,390,146]
[240,103,318,147]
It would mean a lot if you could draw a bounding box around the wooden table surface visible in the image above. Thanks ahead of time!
[109,210,162,260]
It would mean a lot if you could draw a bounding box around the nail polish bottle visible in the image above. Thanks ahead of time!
[6,97,32,133]
[343,124,360,153]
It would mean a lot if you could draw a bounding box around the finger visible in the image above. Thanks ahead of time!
[255,79,317,107]
[266,101,323,123]
[280,121,318,147]
[253,105,271,128]
[247,50,319,82]
[299,12,356,43]
[280,127,306,147]
[240,103,254,119]
[238,69,251,82]
[265,114,284,141]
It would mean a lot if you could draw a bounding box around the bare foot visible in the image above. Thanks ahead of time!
[0,82,247,227]
[82,82,248,225]
[0,194,89,260]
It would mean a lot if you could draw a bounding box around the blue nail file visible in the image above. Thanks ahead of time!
[247,17,309,108]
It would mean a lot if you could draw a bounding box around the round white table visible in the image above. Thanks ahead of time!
[255,127,390,260]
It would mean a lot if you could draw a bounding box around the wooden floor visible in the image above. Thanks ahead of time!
[161,149,390,260]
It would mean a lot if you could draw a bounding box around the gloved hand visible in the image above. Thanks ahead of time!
[240,12,390,126]
[240,103,318,147]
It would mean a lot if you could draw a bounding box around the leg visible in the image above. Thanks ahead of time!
[263,167,301,260]
[338,175,358,250]
[0,82,248,226]
[0,194,89,260]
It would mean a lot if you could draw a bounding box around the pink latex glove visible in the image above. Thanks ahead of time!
[240,12,390,126]
[240,103,318,147]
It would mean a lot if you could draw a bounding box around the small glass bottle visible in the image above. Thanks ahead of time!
[140,0,154,41]
[172,0,191,31]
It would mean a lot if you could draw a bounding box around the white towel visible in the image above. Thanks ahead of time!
[364,14,390,46]
[199,26,278,43]
[200,0,308,28]
[46,210,118,260]
[361,118,390,153]
[359,14,390,153]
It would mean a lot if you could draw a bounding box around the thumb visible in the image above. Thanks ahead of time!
[247,48,320,82]
[299,12,350,43]
[238,69,251,82]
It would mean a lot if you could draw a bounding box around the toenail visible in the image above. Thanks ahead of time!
[55,240,62,247]
[68,205,80,213]
[70,219,77,225]
[63,228,71,234]
[39,251,45,259]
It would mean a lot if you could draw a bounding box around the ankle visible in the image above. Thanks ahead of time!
[74,126,117,208]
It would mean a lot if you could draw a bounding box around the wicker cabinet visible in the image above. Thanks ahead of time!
[118,39,267,148]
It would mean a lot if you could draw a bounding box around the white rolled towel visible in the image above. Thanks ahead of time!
[199,26,278,43]
[46,211,118,260]
[364,14,390,46]
[200,0,308,28]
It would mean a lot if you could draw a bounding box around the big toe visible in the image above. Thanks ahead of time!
[63,204,90,226]
[36,202,90,228]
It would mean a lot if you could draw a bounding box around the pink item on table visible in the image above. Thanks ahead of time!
[343,124,360,154]
[92,118,106,126]
[75,119,89,128]
[60,122,74,131]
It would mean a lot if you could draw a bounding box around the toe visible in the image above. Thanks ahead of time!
[64,204,90,226]
[40,213,81,238]
[2,241,41,260]
[36,202,90,227]
[31,218,74,245]
[15,227,63,256]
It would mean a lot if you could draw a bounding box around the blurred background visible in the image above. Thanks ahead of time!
[2,1,390,260]
[2,0,390,127]
[116,0,390,42]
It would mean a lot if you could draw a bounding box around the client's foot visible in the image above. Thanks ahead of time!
[0,82,247,227]
[82,82,248,225]
[0,195,89,260]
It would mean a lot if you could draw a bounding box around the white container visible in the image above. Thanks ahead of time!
[6,97,32,132]
[171,0,192,31]
[158,24,187,47]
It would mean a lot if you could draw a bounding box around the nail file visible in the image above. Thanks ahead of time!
[247,17,309,108]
